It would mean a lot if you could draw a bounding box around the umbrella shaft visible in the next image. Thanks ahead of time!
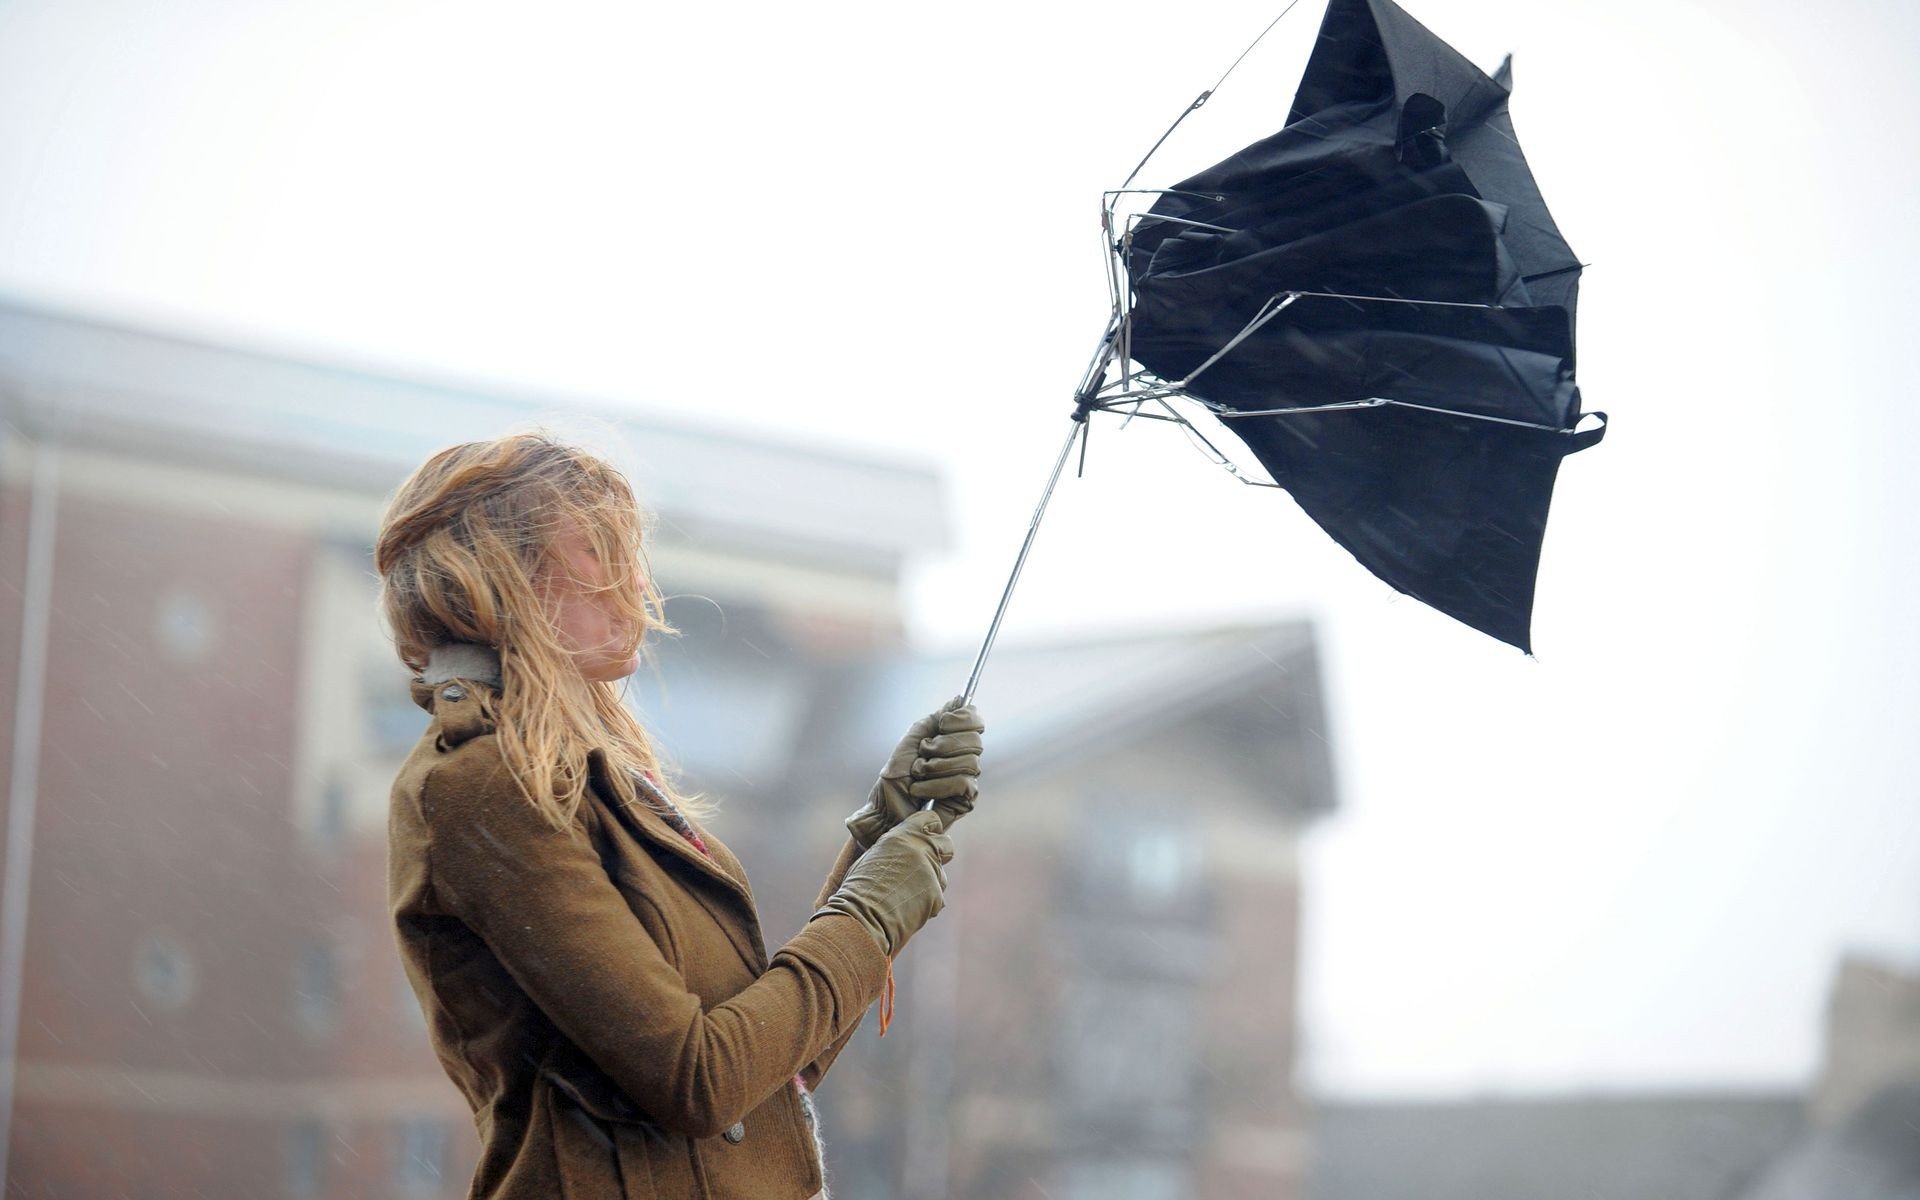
[960,415,1085,707]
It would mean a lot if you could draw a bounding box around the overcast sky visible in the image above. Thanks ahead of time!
[2,0,1915,1099]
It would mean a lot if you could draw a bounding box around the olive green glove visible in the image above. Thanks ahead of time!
[844,696,985,851]
[809,810,954,958]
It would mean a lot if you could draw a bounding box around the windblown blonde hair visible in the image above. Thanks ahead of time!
[373,427,711,829]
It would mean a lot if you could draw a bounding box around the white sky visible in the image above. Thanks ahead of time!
[2,0,1915,1099]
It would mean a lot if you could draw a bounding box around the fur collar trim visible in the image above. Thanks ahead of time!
[421,641,503,687]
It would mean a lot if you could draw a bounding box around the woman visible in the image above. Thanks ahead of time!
[376,431,985,1199]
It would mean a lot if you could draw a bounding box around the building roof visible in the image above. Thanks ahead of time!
[818,619,1326,778]
[627,617,1336,820]
[0,294,946,569]
[1307,1091,1804,1200]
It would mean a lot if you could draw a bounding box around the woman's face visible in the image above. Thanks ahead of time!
[536,526,642,682]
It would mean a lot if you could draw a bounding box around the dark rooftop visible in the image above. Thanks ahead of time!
[1308,1090,1803,1200]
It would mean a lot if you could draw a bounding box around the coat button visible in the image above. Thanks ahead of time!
[440,684,466,701]
[722,1121,745,1144]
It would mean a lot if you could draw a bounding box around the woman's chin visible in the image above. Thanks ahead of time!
[589,649,641,682]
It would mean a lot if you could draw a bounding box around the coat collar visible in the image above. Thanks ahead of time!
[409,641,503,714]
[406,642,755,910]
[421,640,502,687]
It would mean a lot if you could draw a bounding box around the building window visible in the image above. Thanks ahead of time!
[365,664,430,755]
[131,931,196,1012]
[283,1118,327,1198]
[292,940,339,1038]
[1060,979,1200,1144]
[393,1119,447,1197]
[1076,808,1207,917]
[1124,826,1200,908]
[314,772,349,851]
[153,585,216,664]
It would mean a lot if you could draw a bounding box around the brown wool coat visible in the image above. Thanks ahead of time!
[388,667,887,1200]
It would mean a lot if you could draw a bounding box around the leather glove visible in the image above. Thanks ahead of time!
[845,696,985,851]
[809,810,954,958]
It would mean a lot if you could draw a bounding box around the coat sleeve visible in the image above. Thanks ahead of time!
[799,835,871,1089]
[419,759,889,1139]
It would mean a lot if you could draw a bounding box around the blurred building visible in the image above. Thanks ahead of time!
[0,296,1336,1199]
[1736,953,1920,1200]
[781,622,1334,1200]
[1807,952,1920,1126]
[1304,950,1920,1200]
[1306,1090,1801,1200]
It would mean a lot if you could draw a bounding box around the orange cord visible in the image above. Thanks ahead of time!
[877,954,897,1037]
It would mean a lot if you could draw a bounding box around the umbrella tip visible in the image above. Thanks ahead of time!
[1493,53,1514,90]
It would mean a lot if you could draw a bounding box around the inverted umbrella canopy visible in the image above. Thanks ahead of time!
[955,0,1605,710]
[1118,0,1604,653]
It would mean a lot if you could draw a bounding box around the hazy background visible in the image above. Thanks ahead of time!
[1,0,1914,1101]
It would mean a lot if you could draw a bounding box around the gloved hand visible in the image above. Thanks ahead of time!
[844,696,985,851]
[809,811,954,958]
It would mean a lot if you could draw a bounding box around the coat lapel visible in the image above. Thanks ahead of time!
[585,748,744,897]
[585,749,768,972]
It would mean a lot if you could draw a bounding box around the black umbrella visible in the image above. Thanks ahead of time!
[1117,0,1603,653]
[958,0,1605,701]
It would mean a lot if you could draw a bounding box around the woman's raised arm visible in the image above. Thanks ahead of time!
[418,756,888,1139]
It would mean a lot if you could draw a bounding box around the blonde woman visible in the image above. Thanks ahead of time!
[376,431,984,1199]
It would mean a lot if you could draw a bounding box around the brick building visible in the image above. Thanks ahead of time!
[0,297,1335,1198]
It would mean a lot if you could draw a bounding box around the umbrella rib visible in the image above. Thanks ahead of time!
[1147,395,1285,488]
[1077,388,1289,487]
[1119,0,1307,189]
[1103,207,1126,323]
[1097,377,1584,434]
[1121,95,1211,193]
[1087,398,1187,422]
[1367,398,1573,433]
[1202,397,1393,419]
[1104,188,1227,205]
[1171,287,1533,393]
[1116,229,1135,394]
[1283,289,1507,311]
[1521,262,1584,284]
[1101,292,1562,424]
[1175,292,1303,387]
[1128,212,1241,235]
[1198,395,1580,435]
[1206,0,1305,95]
[1076,319,1122,405]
